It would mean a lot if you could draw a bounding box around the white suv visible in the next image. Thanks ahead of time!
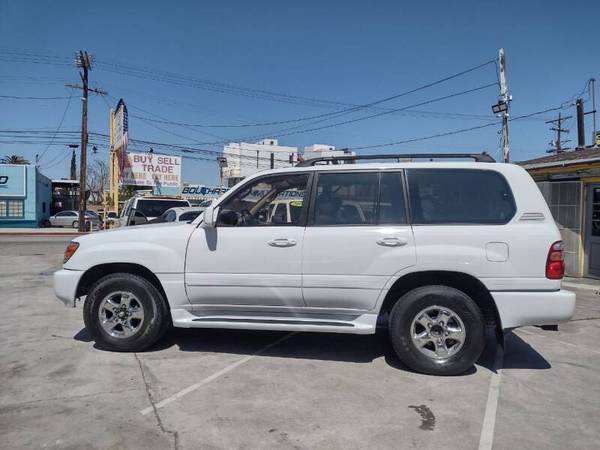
[54,153,576,375]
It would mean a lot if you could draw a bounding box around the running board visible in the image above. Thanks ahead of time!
[170,309,378,334]
[192,317,354,327]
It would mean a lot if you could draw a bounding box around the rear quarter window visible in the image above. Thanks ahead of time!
[407,169,516,225]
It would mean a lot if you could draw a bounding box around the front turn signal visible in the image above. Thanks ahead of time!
[63,241,80,264]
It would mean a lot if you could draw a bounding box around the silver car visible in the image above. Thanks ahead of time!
[47,210,101,228]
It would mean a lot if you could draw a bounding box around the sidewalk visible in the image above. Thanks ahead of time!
[0,228,89,236]
[562,276,600,291]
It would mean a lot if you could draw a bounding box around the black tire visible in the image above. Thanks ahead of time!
[389,285,485,376]
[72,220,79,229]
[42,219,51,228]
[83,273,170,352]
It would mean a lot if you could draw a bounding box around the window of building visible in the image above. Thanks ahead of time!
[312,172,378,226]
[0,199,25,218]
[407,169,516,225]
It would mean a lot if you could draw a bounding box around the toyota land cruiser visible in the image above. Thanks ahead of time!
[54,153,575,375]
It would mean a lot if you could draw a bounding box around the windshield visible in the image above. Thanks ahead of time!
[136,200,189,217]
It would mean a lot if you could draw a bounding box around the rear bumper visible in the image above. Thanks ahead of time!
[492,289,576,329]
[54,269,84,307]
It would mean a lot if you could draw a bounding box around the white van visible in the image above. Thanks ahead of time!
[118,195,191,227]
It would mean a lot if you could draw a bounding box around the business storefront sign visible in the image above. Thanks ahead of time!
[114,99,129,177]
[181,185,229,200]
[0,165,26,197]
[122,152,182,187]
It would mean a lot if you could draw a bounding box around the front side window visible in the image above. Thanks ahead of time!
[312,172,378,225]
[407,169,516,224]
[218,173,308,227]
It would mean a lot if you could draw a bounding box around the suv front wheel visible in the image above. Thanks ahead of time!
[83,273,170,351]
[389,285,485,375]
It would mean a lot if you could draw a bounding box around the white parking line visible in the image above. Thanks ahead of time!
[478,345,504,450]
[140,332,295,416]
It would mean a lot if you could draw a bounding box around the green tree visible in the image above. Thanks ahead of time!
[0,154,30,164]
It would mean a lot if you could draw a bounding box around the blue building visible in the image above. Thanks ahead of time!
[0,164,52,228]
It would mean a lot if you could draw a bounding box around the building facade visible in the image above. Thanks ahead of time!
[520,147,600,278]
[0,164,51,228]
[303,144,356,160]
[221,139,298,186]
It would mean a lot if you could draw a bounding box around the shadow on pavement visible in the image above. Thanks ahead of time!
[74,325,550,374]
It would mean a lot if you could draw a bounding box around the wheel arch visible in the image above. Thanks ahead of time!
[76,263,168,304]
[379,270,502,334]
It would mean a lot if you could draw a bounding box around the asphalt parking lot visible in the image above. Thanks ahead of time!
[1,236,599,450]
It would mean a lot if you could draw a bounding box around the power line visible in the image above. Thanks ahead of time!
[37,93,74,163]
[348,104,574,151]
[122,58,497,128]
[0,94,72,100]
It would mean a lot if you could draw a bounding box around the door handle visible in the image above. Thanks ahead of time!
[376,237,407,247]
[268,238,297,247]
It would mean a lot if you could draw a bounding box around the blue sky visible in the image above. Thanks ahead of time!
[1,0,599,184]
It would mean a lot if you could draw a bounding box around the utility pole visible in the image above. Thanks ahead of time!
[69,51,107,232]
[591,78,597,146]
[546,112,571,154]
[75,50,91,232]
[576,99,585,148]
[498,48,511,163]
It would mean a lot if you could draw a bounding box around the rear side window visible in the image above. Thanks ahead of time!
[378,172,407,224]
[313,172,378,225]
[407,169,516,224]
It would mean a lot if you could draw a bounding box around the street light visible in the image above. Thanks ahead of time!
[492,101,508,114]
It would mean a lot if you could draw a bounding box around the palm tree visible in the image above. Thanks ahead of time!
[0,155,30,165]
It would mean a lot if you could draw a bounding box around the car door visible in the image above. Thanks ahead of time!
[302,170,416,310]
[185,172,310,307]
[55,211,75,227]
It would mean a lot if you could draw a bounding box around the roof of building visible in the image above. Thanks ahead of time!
[518,147,600,169]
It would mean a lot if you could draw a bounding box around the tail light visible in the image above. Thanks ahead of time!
[546,241,564,279]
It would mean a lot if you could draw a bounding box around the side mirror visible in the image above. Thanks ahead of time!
[201,205,219,228]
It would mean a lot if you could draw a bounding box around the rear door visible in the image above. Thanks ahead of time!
[302,170,416,310]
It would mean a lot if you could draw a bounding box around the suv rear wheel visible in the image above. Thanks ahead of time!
[389,285,485,375]
[83,273,170,351]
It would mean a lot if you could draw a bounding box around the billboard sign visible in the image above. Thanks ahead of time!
[122,152,181,187]
[114,99,128,151]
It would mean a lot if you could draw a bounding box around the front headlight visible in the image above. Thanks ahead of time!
[63,241,80,264]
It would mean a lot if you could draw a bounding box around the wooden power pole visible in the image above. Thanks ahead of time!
[69,51,106,231]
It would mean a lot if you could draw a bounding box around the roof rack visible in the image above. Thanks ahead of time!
[295,152,495,167]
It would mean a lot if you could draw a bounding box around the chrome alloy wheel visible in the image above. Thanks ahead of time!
[410,306,466,360]
[98,291,145,338]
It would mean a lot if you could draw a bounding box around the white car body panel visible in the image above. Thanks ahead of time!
[185,226,305,307]
[54,161,576,335]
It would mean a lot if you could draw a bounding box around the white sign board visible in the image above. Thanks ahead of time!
[122,152,182,187]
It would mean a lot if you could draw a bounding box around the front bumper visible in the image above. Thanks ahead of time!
[54,269,84,307]
[492,289,576,329]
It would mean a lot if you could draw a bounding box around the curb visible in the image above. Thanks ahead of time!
[0,232,89,237]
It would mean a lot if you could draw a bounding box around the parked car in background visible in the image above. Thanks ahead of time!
[54,153,576,376]
[46,210,101,228]
[143,206,206,225]
[117,195,191,227]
